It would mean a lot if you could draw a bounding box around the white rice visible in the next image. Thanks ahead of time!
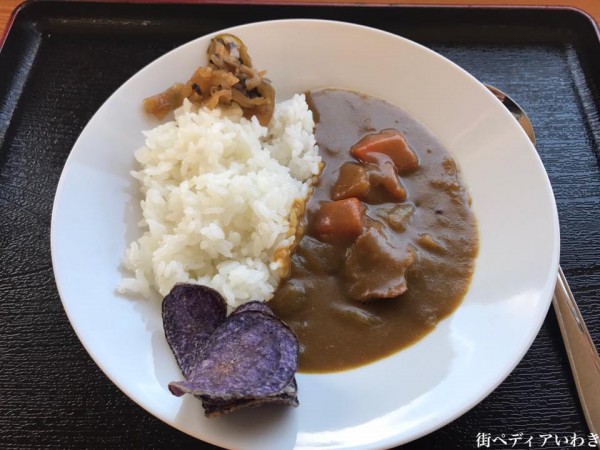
[118,94,321,308]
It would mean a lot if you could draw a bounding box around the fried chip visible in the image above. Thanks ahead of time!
[162,284,299,416]
[162,284,227,378]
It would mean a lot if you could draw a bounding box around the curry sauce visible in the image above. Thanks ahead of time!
[269,89,479,373]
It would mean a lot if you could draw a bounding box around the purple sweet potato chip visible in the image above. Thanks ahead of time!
[201,378,299,417]
[230,300,274,317]
[162,284,299,416]
[162,283,227,378]
[168,310,298,400]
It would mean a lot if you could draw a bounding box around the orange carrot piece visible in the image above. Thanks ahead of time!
[313,198,365,239]
[351,129,419,175]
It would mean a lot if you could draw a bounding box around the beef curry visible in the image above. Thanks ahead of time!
[269,89,479,373]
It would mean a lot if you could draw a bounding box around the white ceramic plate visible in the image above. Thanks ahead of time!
[51,20,559,449]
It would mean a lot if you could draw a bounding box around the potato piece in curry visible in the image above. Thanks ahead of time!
[269,89,479,373]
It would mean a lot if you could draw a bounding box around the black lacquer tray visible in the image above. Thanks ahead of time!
[1,1,599,449]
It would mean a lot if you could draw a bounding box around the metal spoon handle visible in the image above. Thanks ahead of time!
[553,266,600,436]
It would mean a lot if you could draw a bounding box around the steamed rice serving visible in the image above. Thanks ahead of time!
[118,94,320,307]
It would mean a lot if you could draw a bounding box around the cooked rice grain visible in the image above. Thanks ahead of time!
[118,94,320,307]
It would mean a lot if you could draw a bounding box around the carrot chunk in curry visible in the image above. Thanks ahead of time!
[351,129,419,175]
[313,198,365,239]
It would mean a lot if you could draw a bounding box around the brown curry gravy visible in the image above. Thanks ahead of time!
[269,89,479,373]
